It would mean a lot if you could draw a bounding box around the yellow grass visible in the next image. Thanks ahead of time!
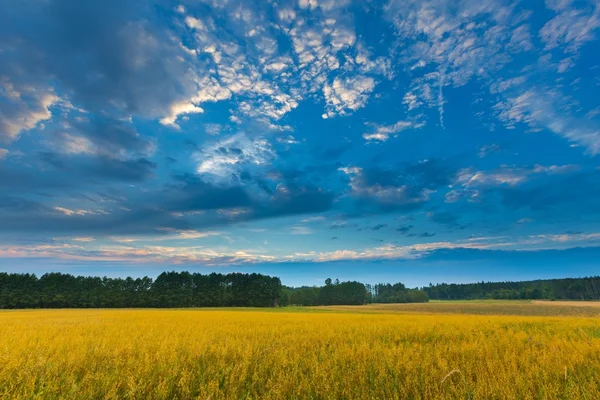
[1,308,599,399]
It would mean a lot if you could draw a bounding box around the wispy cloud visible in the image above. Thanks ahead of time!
[363,120,424,142]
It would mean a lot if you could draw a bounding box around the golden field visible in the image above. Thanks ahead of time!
[1,304,599,399]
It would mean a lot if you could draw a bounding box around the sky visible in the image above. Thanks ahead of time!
[1,0,600,287]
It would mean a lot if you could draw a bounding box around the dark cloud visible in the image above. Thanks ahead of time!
[0,164,71,192]
[253,186,334,220]
[499,169,600,214]
[428,211,461,228]
[2,0,197,117]
[165,174,253,212]
[73,117,153,156]
[0,196,49,213]
[403,231,435,237]
[37,152,156,183]
[396,225,414,234]
[371,224,388,231]
[402,158,456,189]
[89,157,156,182]
[0,172,334,236]
[418,232,436,237]
[341,158,461,215]
[0,0,202,149]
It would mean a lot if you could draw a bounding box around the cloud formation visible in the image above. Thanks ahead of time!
[1,0,600,271]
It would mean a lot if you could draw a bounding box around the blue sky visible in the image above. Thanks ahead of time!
[1,0,600,287]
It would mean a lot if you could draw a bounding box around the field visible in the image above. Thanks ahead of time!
[320,300,600,317]
[1,302,599,399]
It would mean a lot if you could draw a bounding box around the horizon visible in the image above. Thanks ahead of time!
[2,0,600,284]
[2,247,599,288]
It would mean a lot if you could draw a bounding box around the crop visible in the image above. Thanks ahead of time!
[1,307,599,399]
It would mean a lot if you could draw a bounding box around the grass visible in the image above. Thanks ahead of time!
[0,302,599,399]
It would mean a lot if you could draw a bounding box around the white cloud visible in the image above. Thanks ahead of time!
[160,101,204,127]
[363,120,424,142]
[322,76,376,118]
[0,148,8,159]
[195,133,276,182]
[509,24,534,51]
[456,167,529,188]
[478,143,501,158]
[540,0,600,53]
[204,124,222,136]
[290,226,313,235]
[0,82,59,143]
[386,0,531,123]
[60,134,96,155]
[53,207,101,216]
[495,89,600,154]
[276,135,300,144]
[71,237,95,242]
[156,228,221,240]
[447,163,581,202]
[532,164,579,174]
[301,216,326,223]
[6,228,600,265]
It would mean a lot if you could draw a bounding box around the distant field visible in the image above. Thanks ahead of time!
[321,300,600,317]
[1,304,599,399]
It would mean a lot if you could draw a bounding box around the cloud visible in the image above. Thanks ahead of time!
[446,163,581,203]
[0,0,205,132]
[499,168,600,214]
[0,86,58,143]
[363,120,424,142]
[339,166,430,211]
[290,226,313,235]
[301,216,326,223]
[371,224,388,231]
[154,228,221,240]
[540,0,600,53]
[322,76,376,118]
[160,102,204,128]
[195,133,276,184]
[0,149,8,159]
[53,207,100,217]
[397,225,414,234]
[386,0,531,123]
[4,227,600,265]
[70,237,95,242]
[495,89,600,154]
[338,159,459,213]
[478,144,502,158]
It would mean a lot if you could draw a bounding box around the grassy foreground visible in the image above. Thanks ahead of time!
[1,303,599,399]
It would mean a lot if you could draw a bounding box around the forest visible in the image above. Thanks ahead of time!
[422,276,600,300]
[1,272,599,308]
[0,271,282,309]
[281,280,429,306]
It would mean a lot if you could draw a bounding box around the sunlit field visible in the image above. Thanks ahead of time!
[1,303,599,399]
[321,300,600,317]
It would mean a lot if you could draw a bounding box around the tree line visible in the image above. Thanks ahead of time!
[3,271,598,309]
[280,279,429,306]
[280,278,372,306]
[422,276,600,300]
[0,271,282,309]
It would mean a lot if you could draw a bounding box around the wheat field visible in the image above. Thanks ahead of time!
[1,306,599,399]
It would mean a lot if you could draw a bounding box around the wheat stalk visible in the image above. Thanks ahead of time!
[441,369,461,384]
